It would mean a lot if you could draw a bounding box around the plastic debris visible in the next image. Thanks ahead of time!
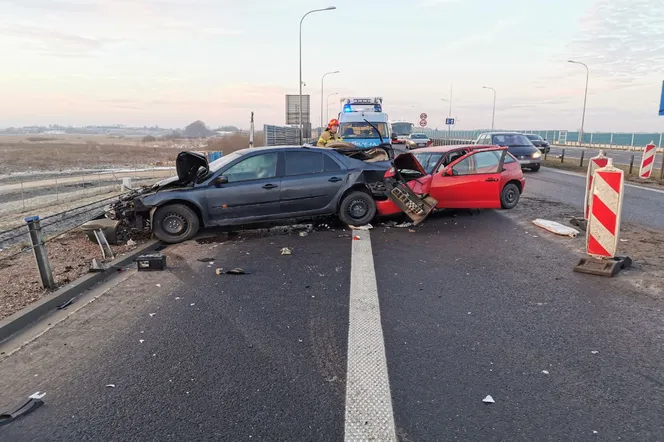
[29,392,46,400]
[619,239,628,242]
[175,297,181,300]
[532,219,579,238]
[396,222,413,228]
[299,231,309,237]
[215,268,224,275]
[591,350,599,354]
[482,395,495,404]
[89,258,106,272]
[350,224,373,231]
[155,284,161,288]
[190,303,195,306]
[105,384,116,388]
[352,235,361,241]
[542,370,549,375]
[0,394,45,426]
[139,339,144,344]
[149,313,156,317]
[126,239,137,247]
[280,247,292,255]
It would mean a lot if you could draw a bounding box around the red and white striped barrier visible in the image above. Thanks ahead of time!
[639,141,657,179]
[584,150,609,220]
[586,159,624,259]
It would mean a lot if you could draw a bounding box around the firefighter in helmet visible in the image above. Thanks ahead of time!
[317,118,342,147]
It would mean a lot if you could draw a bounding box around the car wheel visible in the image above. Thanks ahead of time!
[500,183,520,209]
[152,204,200,244]
[338,191,376,226]
[530,164,541,172]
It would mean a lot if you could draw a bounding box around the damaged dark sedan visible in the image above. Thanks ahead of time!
[108,146,434,243]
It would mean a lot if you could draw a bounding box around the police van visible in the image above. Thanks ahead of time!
[337,97,391,149]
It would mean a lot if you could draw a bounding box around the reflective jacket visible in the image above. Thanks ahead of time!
[317,130,342,147]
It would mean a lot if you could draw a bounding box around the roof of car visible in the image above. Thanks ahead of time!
[409,144,494,153]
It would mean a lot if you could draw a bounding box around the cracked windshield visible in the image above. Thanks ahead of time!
[1,0,663,441]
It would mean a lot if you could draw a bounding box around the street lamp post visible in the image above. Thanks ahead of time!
[568,60,589,146]
[299,6,336,144]
[482,86,496,130]
[326,92,339,122]
[321,70,339,132]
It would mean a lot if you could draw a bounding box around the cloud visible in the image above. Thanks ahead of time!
[419,0,461,6]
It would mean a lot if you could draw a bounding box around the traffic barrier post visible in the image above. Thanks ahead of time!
[25,216,56,289]
[639,141,657,179]
[629,155,634,174]
[579,150,585,167]
[574,159,631,277]
[583,150,609,220]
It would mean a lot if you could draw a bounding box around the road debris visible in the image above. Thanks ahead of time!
[226,268,248,275]
[197,257,215,262]
[352,235,361,241]
[57,298,74,310]
[149,313,156,317]
[532,219,579,238]
[299,231,309,237]
[408,229,416,233]
[280,247,292,255]
[105,384,116,388]
[126,239,137,247]
[542,370,550,375]
[0,393,45,427]
[190,303,195,306]
[350,224,373,231]
[482,395,495,404]
[591,350,599,354]
[155,284,161,288]
[396,222,413,228]
[139,339,144,344]
[215,268,224,275]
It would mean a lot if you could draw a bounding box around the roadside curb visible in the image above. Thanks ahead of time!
[0,239,162,344]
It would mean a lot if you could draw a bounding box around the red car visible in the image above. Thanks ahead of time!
[376,144,525,218]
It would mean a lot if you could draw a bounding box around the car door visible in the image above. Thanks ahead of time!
[204,151,281,222]
[279,150,348,214]
[429,148,507,209]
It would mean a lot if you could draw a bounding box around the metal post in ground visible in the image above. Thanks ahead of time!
[629,155,634,175]
[21,181,25,211]
[25,216,55,289]
[579,150,585,167]
[561,148,565,163]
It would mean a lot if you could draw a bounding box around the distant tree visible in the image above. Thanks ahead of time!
[184,120,214,138]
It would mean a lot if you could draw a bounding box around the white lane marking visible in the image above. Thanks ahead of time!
[542,167,664,195]
[344,230,397,442]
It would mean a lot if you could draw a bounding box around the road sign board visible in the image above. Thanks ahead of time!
[419,119,427,127]
[420,113,428,120]
[445,118,455,125]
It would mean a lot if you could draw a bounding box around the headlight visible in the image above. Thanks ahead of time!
[532,151,542,159]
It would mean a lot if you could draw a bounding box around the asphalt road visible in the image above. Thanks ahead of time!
[548,145,664,171]
[1,211,663,441]
[525,168,664,230]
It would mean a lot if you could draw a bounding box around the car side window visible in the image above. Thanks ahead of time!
[504,152,516,163]
[324,154,343,171]
[453,151,501,175]
[223,152,278,182]
[285,151,324,176]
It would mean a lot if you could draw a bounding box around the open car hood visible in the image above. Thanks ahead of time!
[176,151,209,186]
[393,152,427,175]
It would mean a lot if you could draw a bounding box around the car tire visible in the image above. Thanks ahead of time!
[152,204,200,244]
[530,164,541,172]
[338,191,376,226]
[500,183,520,210]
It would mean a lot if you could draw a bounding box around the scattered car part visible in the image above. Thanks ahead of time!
[280,247,292,255]
[482,395,495,404]
[135,253,167,271]
[226,268,248,275]
[532,219,579,238]
[90,258,106,272]
[0,393,45,427]
[81,219,120,245]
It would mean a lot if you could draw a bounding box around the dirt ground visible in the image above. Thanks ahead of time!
[503,195,664,299]
[0,231,147,321]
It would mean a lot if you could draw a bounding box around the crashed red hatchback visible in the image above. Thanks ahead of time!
[377,145,526,221]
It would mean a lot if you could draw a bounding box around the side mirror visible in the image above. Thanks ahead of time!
[213,175,229,186]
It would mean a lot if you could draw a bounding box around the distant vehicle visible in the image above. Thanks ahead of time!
[390,120,414,144]
[338,97,391,149]
[474,132,542,171]
[406,133,431,149]
[377,145,525,216]
[524,134,550,153]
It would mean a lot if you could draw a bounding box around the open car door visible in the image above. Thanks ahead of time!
[383,153,437,225]
[430,147,508,209]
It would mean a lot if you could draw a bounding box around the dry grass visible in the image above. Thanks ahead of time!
[0,142,177,173]
[542,158,664,187]
[206,132,265,153]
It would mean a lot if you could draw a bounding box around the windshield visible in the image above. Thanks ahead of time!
[413,152,445,174]
[410,134,428,139]
[391,122,413,136]
[525,134,542,141]
[208,151,242,173]
[492,134,533,146]
[339,122,388,139]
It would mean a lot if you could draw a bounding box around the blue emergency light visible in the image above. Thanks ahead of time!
[343,104,353,112]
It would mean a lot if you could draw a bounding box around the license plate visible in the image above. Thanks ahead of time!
[518,159,530,164]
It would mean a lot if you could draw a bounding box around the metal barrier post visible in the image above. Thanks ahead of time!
[25,216,55,289]
[579,150,585,167]
[629,155,634,174]
[21,181,26,211]
[561,149,565,163]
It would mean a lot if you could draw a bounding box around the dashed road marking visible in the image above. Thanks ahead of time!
[344,230,397,442]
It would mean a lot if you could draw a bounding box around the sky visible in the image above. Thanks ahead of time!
[1,0,663,132]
